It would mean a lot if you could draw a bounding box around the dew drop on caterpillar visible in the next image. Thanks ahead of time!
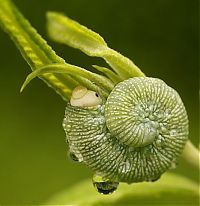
[63,77,189,193]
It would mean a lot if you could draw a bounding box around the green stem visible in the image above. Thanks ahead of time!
[182,140,200,170]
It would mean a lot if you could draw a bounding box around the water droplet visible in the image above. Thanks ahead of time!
[160,125,168,134]
[155,139,162,146]
[92,174,119,195]
[119,161,131,174]
[68,151,79,162]
[149,104,154,112]
[149,114,155,120]
[170,129,177,136]
[69,145,83,162]
[141,123,157,146]
[157,113,163,119]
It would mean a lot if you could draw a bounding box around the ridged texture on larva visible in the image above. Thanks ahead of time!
[105,77,188,147]
[63,77,188,183]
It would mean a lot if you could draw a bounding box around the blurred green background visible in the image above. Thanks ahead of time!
[0,0,198,204]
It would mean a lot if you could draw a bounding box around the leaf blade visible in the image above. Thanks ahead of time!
[45,173,199,206]
[0,0,77,100]
[21,63,114,98]
[47,12,145,79]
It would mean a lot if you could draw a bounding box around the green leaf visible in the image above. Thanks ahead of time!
[20,63,114,98]
[45,173,199,206]
[0,0,79,100]
[93,65,122,84]
[47,12,145,79]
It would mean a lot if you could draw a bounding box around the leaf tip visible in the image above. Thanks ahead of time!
[20,79,28,93]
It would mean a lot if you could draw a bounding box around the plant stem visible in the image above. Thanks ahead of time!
[182,140,200,170]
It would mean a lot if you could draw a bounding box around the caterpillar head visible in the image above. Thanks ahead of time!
[70,85,102,107]
[63,77,189,194]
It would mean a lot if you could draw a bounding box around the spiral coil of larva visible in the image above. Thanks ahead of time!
[63,77,188,184]
[105,77,188,147]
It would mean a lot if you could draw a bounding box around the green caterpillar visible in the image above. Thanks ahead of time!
[63,77,188,194]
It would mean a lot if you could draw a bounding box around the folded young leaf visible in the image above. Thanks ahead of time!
[47,12,145,79]
[21,63,114,98]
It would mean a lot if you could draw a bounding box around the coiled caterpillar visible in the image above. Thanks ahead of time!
[63,77,188,194]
